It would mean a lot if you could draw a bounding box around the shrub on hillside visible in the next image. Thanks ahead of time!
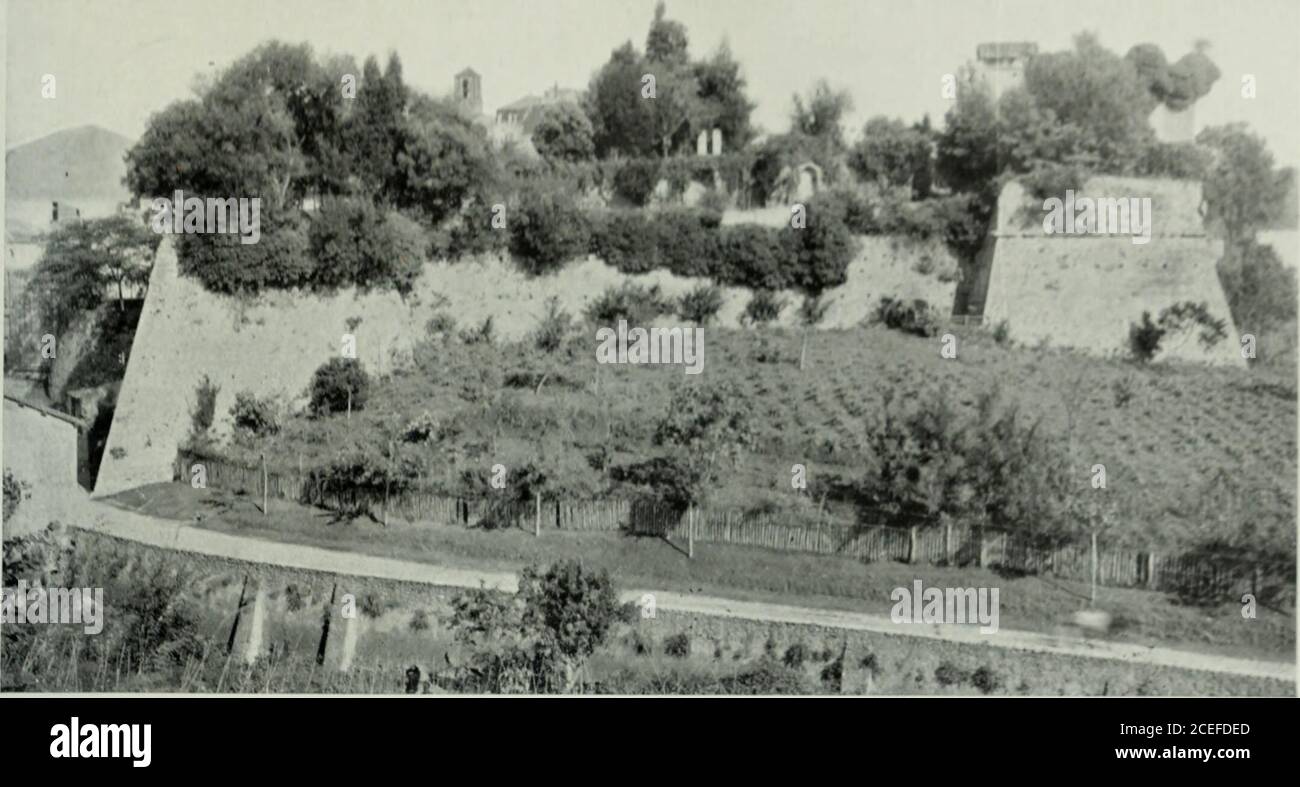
[425,313,458,342]
[717,225,786,290]
[782,642,808,669]
[442,199,510,260]
[782,204,857,292]
[717,657,811,695]
[189,375,220,441]
[308,357,370,417]
[971,665,1003,694]
[230,392,280,436]
[677,283,725,324]
[861,384,1077,537]
[459,316,496,346]
[588,211,660,273]
[742,289,787,326]
[809,187,876,234]
[510,190,590,275]
[308,448,420,515]
[308,199,426,293]
[872,296,941,337]
[663,632,691,658]
[1127,312,1165,362]
[585,282,675,327]
[656,209,722,277]
[613,159,662,206]
[934,661,968,687]
[533,296,575,353]
[1127,301,1229,362]
[3,471,30,521]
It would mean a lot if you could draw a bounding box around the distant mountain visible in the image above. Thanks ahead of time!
[6,125,134,203]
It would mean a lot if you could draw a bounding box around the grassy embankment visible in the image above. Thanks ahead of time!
[107,481,1295,662]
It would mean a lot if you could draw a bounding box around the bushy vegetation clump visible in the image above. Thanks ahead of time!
[612,158,662,206]
[677,283,725,324]
[308,199,426,293]
[189,375,220,442]
[742,289,787,325]
[585,282,676,327]
[861,384,1080,538]
[509,189,591,276]
[1127,301,1228,362]
[230,392,281,436]
[308,357,370,416]
[177,211,314,294]
[443,560,634,693]
[871,297,941,337]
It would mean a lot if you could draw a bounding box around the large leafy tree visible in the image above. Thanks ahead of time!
[346,54,410,201]
[395,95,497,225]
[32,215,158,333]
[935,70,1000,195]
[692,41,756,150]
[447,560,631,693]
[1022,33,1153,171]
[1197,123,1292,250]
[849,116,932,192]
[585,42,659,158]
[585,4,752,158]
[790,79,853,152]
[645,1,689,65]
[530,103,596,162]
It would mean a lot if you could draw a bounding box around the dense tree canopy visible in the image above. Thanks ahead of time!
[125,42,498,294]
[530,103,596,162]
[584,3,753,158]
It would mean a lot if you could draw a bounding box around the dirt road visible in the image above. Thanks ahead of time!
[63,498,1295,684]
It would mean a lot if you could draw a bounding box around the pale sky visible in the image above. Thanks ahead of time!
[4,0,1298,166]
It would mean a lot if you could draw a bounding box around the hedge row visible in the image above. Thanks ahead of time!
[178,198,427,295]
[584,205,855,293]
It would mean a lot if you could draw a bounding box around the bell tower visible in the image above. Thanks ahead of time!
[454,68,482,115]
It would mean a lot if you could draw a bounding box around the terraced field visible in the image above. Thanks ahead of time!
[221,321,1296,554]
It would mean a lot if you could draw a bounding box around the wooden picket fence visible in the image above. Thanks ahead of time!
[177,451,1292,601]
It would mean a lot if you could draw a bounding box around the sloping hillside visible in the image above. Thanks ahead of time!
[93,233,957,496]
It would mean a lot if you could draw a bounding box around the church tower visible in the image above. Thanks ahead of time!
[454,68,482,115]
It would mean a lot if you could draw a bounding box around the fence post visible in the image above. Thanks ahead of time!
[909,526,918,564]
[226,574,248,655]
[316,583,337,666]
[945,522,953,564]
[261,453,268,516]
[688,505,695,559]
[1090,531,1098,605]
[1146,552,1157,589]
[535,493,541,538]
